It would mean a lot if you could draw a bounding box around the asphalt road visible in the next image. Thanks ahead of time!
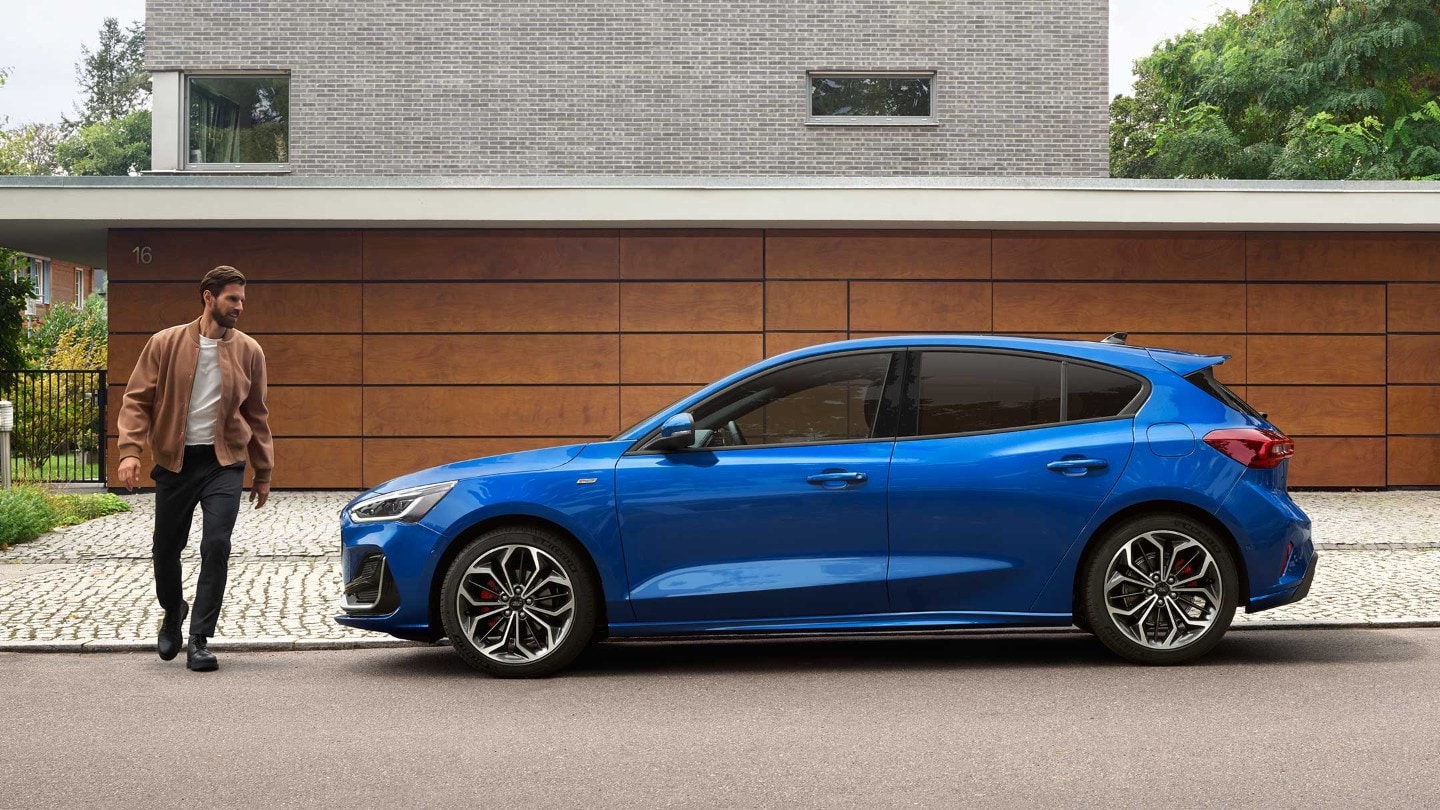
[3,628,1438,808]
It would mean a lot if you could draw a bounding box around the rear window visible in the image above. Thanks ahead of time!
[1184,367,1264,420]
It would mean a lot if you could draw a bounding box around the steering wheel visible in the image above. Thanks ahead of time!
[724,420,747,447]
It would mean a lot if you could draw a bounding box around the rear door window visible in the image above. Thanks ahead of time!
[914,352,1063,436]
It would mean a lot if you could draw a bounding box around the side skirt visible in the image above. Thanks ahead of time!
[608,610,1074,638]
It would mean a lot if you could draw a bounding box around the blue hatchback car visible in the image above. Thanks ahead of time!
[337,335,1316,677]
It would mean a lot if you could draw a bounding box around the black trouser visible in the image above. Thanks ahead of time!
[152,445,245,639]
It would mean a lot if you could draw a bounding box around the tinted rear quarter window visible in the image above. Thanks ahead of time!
[916,352,1062,435]
[1067,363,1144,421]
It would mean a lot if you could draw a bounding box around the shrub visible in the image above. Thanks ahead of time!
[0,486,131,548]
[49,492,130,525]
[0,486,61,547]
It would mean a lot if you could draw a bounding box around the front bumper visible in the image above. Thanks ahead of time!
[334,517,446,642]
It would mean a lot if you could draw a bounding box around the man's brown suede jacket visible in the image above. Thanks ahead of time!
[117,317,274,482]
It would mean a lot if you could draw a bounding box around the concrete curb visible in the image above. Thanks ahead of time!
[3,619,1438,653]
[0,636,431,653]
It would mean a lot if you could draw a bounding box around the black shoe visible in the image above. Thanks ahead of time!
[157,601,189,661]
[186,635,218,672]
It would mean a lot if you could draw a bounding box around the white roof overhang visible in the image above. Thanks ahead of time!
[1,176,1437,267]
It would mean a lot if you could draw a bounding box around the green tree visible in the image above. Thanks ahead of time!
[69,18,149,128]
[55,109,151,175]
[0,250,36,374]
[0,122,64,175]
[23,293,108,367]
[1113,0,1440,180]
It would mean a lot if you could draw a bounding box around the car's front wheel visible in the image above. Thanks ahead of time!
[1082,514,1239,665]
[440,525,598,678]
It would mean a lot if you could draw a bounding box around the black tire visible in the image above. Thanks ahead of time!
[1082,513,1239,665]
[439,525,598,678]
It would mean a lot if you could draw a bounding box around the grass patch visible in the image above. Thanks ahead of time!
[13,455,100,483]
[0,485,131,549]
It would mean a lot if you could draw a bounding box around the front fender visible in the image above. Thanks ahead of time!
[417,442,633,624]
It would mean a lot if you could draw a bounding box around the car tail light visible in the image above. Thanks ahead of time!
[1203,428,1296,469]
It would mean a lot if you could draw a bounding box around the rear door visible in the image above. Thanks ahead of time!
[886,350,1142,613]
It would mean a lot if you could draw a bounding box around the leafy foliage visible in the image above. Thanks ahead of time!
[0,250,36,374]
[0,486,59,547]
[69,18,149,128]
[55,109,151,176]
[9,296,108,471]
[0,485,130,548]
[23,293,108,368]
[49,491,131,525]
[0,123,63,175]
[1113,0,1440,180]
[0,18,148,178]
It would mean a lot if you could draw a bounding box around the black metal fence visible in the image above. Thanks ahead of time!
[0,370,107,484]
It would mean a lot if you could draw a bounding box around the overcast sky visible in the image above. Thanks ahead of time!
[1,0,1250,126]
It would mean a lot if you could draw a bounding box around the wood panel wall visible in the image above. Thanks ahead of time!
[107,229,1440,489]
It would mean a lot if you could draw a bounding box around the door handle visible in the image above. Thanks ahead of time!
[1046,458,1109,475]
[806,471,868,486]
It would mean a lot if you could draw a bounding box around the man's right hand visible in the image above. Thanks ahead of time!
[117,457,141,491]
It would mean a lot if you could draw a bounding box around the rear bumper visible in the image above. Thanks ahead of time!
[1248,547,1318,613]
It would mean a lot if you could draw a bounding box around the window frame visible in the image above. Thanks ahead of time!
[182,70,292,173]
[897,349,1150,442]
[626,349,906,455]
[804,70,939,127]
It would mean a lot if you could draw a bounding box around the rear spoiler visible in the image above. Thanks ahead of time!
[1146,347,1230,377]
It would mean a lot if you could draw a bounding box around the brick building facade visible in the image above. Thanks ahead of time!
[145,0,1108,176]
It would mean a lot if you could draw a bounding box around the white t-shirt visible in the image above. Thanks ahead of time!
[184,335,222,445]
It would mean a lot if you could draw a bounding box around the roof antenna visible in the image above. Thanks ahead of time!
[1101,332,1128,345]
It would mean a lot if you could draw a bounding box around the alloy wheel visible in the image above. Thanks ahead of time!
[456,544,575,664]
[1103,530,1224,650]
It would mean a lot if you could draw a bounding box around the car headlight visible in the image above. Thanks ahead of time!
[347,481,457,524]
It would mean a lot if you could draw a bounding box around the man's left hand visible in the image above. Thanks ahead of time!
[249,481,271,509]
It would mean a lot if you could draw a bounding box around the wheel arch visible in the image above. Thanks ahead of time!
[1070,500,1251,620]
[427,514,610,641]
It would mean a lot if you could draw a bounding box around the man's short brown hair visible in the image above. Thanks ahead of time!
[200,266,246,303]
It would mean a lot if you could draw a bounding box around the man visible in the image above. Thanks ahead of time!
[117,266,273,672]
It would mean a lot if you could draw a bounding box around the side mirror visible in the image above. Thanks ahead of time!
[648,412,695,452]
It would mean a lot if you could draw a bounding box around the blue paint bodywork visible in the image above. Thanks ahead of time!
[336,335,1314,642]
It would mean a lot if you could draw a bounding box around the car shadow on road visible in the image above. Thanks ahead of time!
[352,626,1429,679]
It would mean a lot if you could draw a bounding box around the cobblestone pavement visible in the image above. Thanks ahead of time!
[1,490,1437,647]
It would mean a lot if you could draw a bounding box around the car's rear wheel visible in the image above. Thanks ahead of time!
[440,525,598,678]
[1082,514,1239,665]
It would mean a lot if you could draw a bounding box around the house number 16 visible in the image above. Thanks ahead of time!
[132,246,153,264]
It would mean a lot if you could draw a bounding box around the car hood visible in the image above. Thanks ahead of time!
[357,443,589,500]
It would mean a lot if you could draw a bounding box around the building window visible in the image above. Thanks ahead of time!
[186,74,290,169]
[23,257,50,305]
[807,71,936,126]
[76,268,85,303]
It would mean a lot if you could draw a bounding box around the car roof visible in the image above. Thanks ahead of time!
[615,334,1230,440]
[770,334,1158,367]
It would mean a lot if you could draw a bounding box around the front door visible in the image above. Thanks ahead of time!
[617,350,901,623]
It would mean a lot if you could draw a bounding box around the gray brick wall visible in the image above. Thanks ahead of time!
[148,0,1108,177]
